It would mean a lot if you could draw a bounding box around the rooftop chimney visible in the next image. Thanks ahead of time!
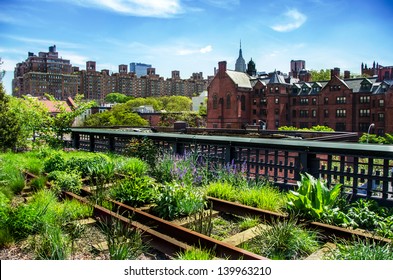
[218,61,227,78]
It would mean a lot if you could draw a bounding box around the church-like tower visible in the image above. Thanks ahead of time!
[235,41,246,72]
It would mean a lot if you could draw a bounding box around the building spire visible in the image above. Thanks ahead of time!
[235,40,246,72]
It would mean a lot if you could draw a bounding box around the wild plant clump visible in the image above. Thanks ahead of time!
[152,182,206,220]
[249,218,320,260]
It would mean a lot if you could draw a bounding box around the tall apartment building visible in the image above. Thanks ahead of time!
[207,60,393,134]
[130,62,152,77]
[13,46,209,101]
[12,45,79,99]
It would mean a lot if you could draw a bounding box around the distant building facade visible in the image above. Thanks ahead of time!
[13,46,209,101]
[207,61,393,134]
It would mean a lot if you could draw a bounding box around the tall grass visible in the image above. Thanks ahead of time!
[98,217,146,260]
[324,239,393,260]
[247,218,320,260]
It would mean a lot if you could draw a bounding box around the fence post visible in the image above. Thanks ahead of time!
[173,141,185,156]
[72,132,80,149]
[225,145,236,163]
[296,151,320,179]
[109,135,115,153]
[89,134,95,152]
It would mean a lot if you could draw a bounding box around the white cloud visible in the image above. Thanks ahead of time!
[69,0,183,17]
[177,45,213,55]
[271,9,307,32]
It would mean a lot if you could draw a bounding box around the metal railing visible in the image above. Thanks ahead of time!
[69,128,393,206]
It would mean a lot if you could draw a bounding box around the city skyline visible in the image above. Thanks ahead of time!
[1,0,393,95]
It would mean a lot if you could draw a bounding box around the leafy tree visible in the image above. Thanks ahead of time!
[104,92,131,104]
[160,96,192,112]
[310,69,331,81]
[45,94,95,144]
[198,98,207,116]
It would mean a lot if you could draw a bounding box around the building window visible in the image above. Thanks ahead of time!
[275,108,279,115]
[226,94,231,109]
[275,98,279,104]
[378,113,385,121]
[213,95,218,109]
[312,110,317,118]
[312,98,317,105]
[300,98,309,105]
[253,109,257,115]
[359,96,370,104]
[324,109,329,117]
[241,95,246,111]
[379,99,385,107]
[359,109,370,117]
[336,96,346,104]
[292,110,296,117]
[324,97,329,105]
[253,99,257,105]
[300,110,309,118]
[336,122,346,131]
[359,123,369,132]
[336,109,346,118]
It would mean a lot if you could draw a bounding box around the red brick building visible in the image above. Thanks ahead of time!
[207,61,393,134]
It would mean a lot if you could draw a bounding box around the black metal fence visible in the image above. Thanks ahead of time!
[69,128,393,206]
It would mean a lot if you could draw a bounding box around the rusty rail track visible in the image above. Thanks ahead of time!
[23,171,391,261]
[207,196,392,244]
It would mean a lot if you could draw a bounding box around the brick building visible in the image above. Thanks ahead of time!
[13,46,209,101]
[207,61,393,134]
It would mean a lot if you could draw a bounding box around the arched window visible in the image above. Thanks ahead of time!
[226,94,231,109]
[213,94,218,109]
[241,95,246,111]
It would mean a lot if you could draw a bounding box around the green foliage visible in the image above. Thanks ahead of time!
[83,109,148,127]
[325,239,393,260]
[238,216,260,231]
[278,125,334,132]
[30,176,47,192]
[110,175,157,207]
[47,170,82,195]
[287,173,344,221]
[0,82,21,151]
[116,157,149,177]
[104,92,131,103]
[98,217,145,260]
[124,137,159,170]
[358,133,390,144]
[0,192,13,246]
[31,224,70,260]
[152,183,206,220]
[309,69,331,81]
[43,152,66,173]
[176,247,215,260]
[250,218,320,260]
[206,180,287,213]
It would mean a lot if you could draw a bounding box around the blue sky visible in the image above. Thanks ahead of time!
[1,0,393,95]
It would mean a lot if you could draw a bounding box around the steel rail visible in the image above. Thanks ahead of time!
[207,196,392,244]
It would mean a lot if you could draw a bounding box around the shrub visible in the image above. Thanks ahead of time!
[47,170,82,195]
[152,183,206,220]
[43,152,66,173]
[124,137,159,169]
[0,192,13,246]
[116,157,149,177]
[110,176,157,207]
[31,224,70,260]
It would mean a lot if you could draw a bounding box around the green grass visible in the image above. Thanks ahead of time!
[175,247,215,260]
[244,218,320,260]
[205,181,287,213]
[324,239,393,260]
